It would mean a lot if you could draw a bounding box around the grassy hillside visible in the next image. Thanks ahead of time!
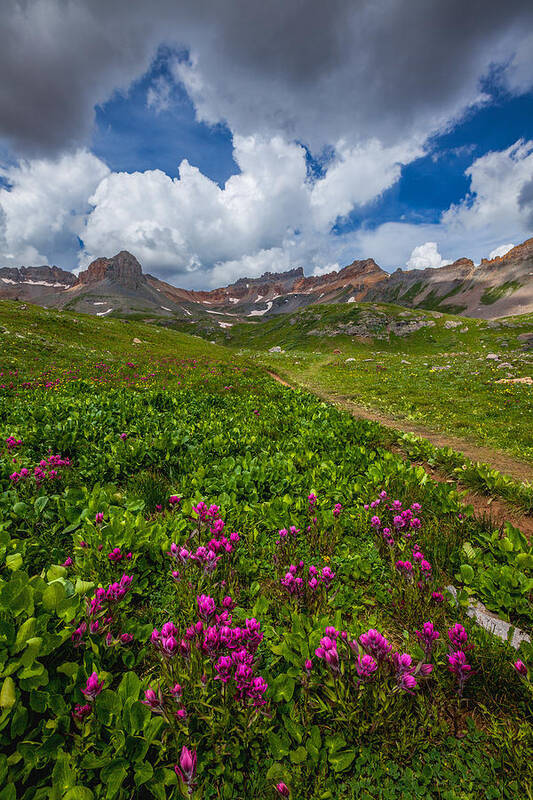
[1,299,533,799]
[1,298,532,797]
[204,303,533,465]
[0,299,233,378]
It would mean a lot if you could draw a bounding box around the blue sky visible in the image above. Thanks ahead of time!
[92,48,238,186]
[1,2,532,286]
[92,52,533,234]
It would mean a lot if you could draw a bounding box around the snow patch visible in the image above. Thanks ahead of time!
[23,279,67,287]
[219,322,233,328]
[228,297,240,304]
[96,308,113,316]
[161,306,172,311]
[1,277,67,287]
[248,302,273,317]
[347,296,356,303]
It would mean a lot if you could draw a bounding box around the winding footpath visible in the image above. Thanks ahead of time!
[267,369,532,649]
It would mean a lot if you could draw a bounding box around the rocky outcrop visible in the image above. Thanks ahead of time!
[0,265,76,287]
[77,251,144,290]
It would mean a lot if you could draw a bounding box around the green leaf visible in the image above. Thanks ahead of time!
[12,502,30,518]
[52,750,75,792]
[46,565,67,582]
[271,673,296,703]
[0,677,16,710]
[5,553,23,572]
[267,731,290,760]
[289,746,307,764]
[325,734,346,754]
[63,789,95,800]
[42,582,66,611]
[329,748,356,772]
[118,671,140,701]
[516,553,533,570]
[309,725,321,749]
[95,689,122,724]
[74,579,95,596]
[100,761,128,799]
[14,617,36,652]
[134,762,154,786]
[459,564,475,584]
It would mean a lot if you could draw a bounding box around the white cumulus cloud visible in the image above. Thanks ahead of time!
[488,243,516,259]
[0,149,109,266]
[310,140,420,230]
[406,242,451,269]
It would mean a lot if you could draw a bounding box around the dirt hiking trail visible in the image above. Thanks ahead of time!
[267,370,533,538]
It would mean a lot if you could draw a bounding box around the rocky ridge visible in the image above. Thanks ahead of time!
[1,238,533,320]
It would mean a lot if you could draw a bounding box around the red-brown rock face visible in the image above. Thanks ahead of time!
[77,251,144,290]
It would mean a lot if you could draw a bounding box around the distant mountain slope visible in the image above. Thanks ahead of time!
[1,238,532,320]
[368,239,533,318]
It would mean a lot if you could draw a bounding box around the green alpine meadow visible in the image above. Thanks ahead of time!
[1,3,533,797]
[0,303,532,799]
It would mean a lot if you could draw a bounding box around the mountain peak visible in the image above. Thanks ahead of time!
[77,251,144,290]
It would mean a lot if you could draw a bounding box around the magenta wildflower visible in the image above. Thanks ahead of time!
[72,703,91,721]
[71,621,87,646]
[247,675,268,706]
[95,512,104,524]
[62,557,73,567]
[81,672,104,700]
[356,654,378,679]
[398,672,417,692]
[393,652,414,674]
[142,687,164,713]
[197,594,216,619]
[415,622,440,659]
[420,559,432,577]
[214,655,233,683]
[333,503,343,517]
[514,660,528,676]
[448,650,472,695]
[275,783,290,798]
[358,629,392,662]
[448,623,468,650]
[320,565,335,588]
[431,591,445,603]
[175,746,197,792]
[395,560,413,576]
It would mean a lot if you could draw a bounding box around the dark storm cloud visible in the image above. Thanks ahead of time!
[0,0,532,156]
[518,176,533,227]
